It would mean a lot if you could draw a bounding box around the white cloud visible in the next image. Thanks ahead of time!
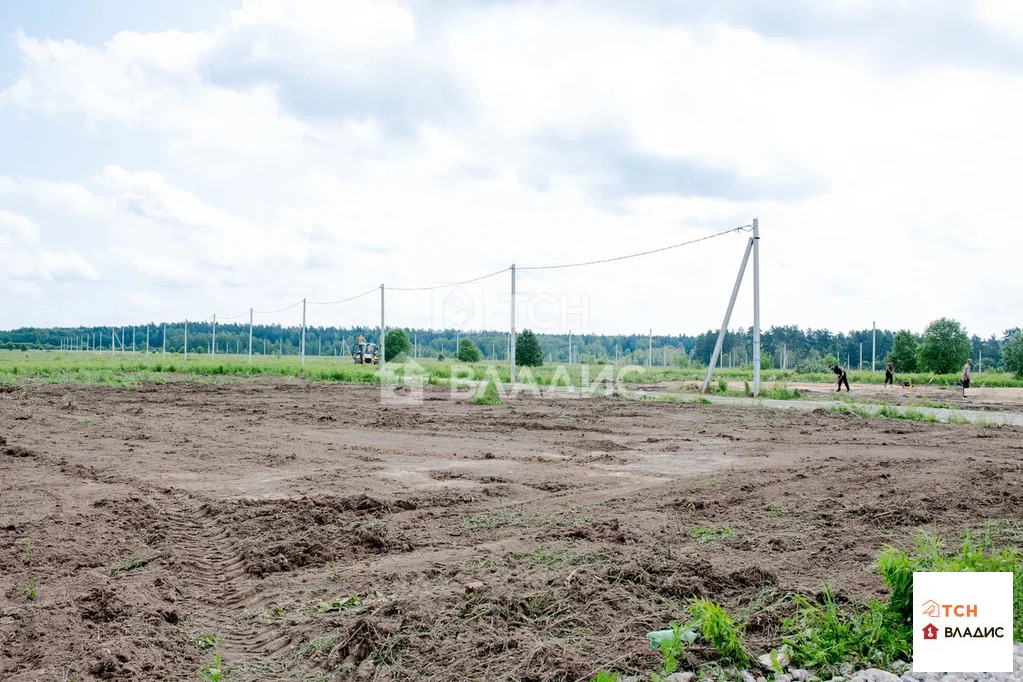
[0,209,39,242]
[0,0,1020,335]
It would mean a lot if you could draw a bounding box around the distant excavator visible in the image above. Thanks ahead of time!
[353,334,378,365]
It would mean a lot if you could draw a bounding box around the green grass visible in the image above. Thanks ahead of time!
[192,634,219,650]
[314,595,360,613]
[197,654,224,682]
[5,350,1023,390]
[690,525,740,545]
[472,378,502,405]
[876,404,939,423]
[107,554,157,576]
[689,599,753,666]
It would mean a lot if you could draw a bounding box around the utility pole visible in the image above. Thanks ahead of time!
[979,348,983,373]
[648,329,652,368]
[211,314,216,358]
[248,309,253,364]
[510,265,516,383]
[300,298,307,367]
[752,218,761,397]
[162,323,166,357]
[568,330,572,364]
[859,342,863,371]
[702,234,754,393]
[132,326,136,353]
[184,319,188,360]
[379,285,385,369]
[146,325,150,354]
[871,321,876,372]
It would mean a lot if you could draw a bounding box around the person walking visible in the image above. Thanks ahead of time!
[830,364,850,392]
[884,361,895,387]
[962,358,972,398]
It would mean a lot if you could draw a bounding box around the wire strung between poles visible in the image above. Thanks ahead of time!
[519,224,752,271]
[308,287,379,305]
[253,301,302,315]
[216,309,250,320]
[387,266,511,292]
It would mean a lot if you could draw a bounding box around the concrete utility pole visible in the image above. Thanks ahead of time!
[872,321,876,372]
[702,233,754,393]
[212,314,217,358]
[859,343,863,371]
[184,319,189,360]
[300,298,307,367]
[510,264,516,383]
[132,326,135,353]
[379,285,385,369]
[752,218,761,397]
[568,330,573,364]
[648,329,652,368]
[248,309,253,364]
[162,323,167,357]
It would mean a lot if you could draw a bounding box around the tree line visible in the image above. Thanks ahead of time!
[1,319,1021,375]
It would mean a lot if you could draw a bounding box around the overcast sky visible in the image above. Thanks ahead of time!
[1,0,1021,337]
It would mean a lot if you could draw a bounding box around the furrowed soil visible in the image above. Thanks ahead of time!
[2,379,1021,681]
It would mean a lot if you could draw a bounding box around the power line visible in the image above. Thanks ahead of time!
[519,224,752,271]
[253,301,302,315]
[217,309,250,320]
[387,267,510,292]
[308,287,379,306]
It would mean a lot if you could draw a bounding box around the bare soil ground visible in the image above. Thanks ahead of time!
[2,379,1022,681]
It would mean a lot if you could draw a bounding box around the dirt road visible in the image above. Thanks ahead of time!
[2,380,1021,681]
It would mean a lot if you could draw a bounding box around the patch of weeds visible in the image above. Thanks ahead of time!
[766,505,785,516]
[947,414,972,425]
[197,654,224,682]
[689,475,726,491]
[781,589,909,674]
[315,594,361,613]
[192,634,219,650]
[465,507,525,533]
[766,384,801,400]
[827,404,870,418]
[472,377,502,405]
[647,622,698,681]
[107,554,157,576]
[694,396,712,404]
[300,631,341,657]
[373,633,410,665]
[76,417,100,425]
[689,599,753,666]
[877,404,938,423]
[690,525,740,545]
[589,672,619,682]
[717,378,728,393]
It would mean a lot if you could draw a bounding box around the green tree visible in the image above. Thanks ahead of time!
[515,330,543,367]
[384,329,412,362]
[456,338,482,363]
[759,351,773,370]
[885,330,918,372]
[1004,332,1023,378]
[917,317,970,374]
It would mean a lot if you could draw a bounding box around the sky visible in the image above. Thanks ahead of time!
[1,0,1021,338]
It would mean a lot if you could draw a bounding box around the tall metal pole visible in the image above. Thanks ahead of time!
[212,314,216,358]
[300,298,307,367]
[702,236,754,393]
[752,217,761,397]
[510,264,516,383]
[871,321,876,372]
[184,319,188,360]
[379,285,385,368]
[248,308,253,364]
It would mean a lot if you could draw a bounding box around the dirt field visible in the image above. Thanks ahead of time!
[2,380,1022,681]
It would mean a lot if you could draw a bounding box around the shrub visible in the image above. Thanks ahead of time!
[456,338,483,363]
[384,329,412,362]
[886,330,919,373]
[515,330,543,367]
[917,318,970,374]
[1004,332,1023,378]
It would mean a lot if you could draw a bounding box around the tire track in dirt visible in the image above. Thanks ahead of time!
[155,494,296,660]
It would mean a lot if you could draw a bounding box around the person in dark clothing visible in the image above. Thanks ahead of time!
[962,359,972,398]
[830,364,850,392]
[884,362,894,386]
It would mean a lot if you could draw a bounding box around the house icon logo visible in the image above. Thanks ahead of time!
[923,623,939,640]
[922,599,940,618]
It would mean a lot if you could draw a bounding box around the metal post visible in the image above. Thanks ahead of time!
[212,314,216,358]
[871,321,876,372]
[648,329,652,368]
[752,217,761,397]
[702,236,754,393]
[510,264,516,383]
[162,323,166,357]
[301,298,307,367]
[248,309,253,364]
[379,285,385,368]
[184,319,188,360]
